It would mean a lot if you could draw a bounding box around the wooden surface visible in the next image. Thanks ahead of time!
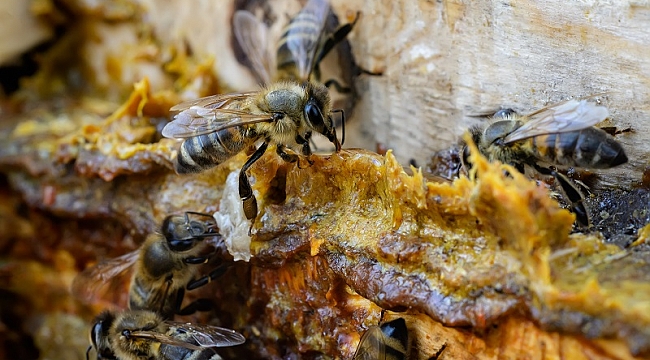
[0,0,53,65]
[139,0,650,189]
[341,0,650,189]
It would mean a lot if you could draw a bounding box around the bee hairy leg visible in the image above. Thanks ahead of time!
[185,264,230,291]
[176,298,214,316]
[240,142,269,221]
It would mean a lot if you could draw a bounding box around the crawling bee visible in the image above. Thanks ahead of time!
[462,98,628,227]
[72,212,228,319]
[87,309,245,360]
[161,0,356,222]
[353,317,409,360]
[233,0,358,86]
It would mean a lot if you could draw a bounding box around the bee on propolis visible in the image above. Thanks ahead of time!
[72,212,228,320]
[461,97,628,227]
[87,309,245,360]
[163,0,359,222]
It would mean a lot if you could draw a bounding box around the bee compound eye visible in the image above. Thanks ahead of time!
[304,102,325,131]
[494,108,516,119]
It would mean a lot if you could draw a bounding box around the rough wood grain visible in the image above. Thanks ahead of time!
[134,0,650,188]
[335,0,650,189]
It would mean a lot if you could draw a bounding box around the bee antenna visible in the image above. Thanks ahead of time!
[332,109,345,146]
[86,345,92,360]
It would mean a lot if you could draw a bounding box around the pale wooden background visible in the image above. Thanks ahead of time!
[144,0,650,188]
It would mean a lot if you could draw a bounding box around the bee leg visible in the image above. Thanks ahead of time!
[184,256,210,265]
[316,11,360,68]
[300,132,318,161]
[553,171,591,228]
[185,264,229,291]
[535,165,590,228]
[297,134,315,166]
[323,79,352,94]
[240,142,269,221]
[276,144,299,163]
[176,298,214,316]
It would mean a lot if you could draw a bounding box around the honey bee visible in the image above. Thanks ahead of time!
[462,98,628,227]
[163,0,355,222]
[233,0,358,85]
[72,212,228,319]
[87,309,245,360]
[353,318,409,360]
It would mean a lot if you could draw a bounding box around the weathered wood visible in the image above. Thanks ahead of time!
[335,0,650,189]
[139,0,650,188]
[0,0,53,65]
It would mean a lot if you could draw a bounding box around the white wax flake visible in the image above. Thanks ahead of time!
[409,44,436,60]
[213,170,252,262]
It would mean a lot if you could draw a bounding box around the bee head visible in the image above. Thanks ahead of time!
[161,215,201,252]
[90,311,117,360]
[304,83,340,151]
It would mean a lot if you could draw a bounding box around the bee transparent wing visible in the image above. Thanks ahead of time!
[70,250,138,308]
[233,10,274,85]
[288,0,330,80]
[162,93,274,139]
[353,326,386,360]
[169,92,258,113]
[503,99,609,144]
[127,330,204,351]
[165,322,246,347]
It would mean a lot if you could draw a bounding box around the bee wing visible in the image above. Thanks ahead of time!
[70,250,138,308]
[169,92,258,113]
[233,10,274,85]
[353,326,387,360]
[127,330,204,351]
[287,0,330,80]
[503,99,609,144]
[162,93,274,139]
[164,322,246,347]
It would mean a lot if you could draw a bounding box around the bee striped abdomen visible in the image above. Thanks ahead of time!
[532,133,572,165]
[176,128,249,174]
[276,9,323,77]
[531,128,627,169]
